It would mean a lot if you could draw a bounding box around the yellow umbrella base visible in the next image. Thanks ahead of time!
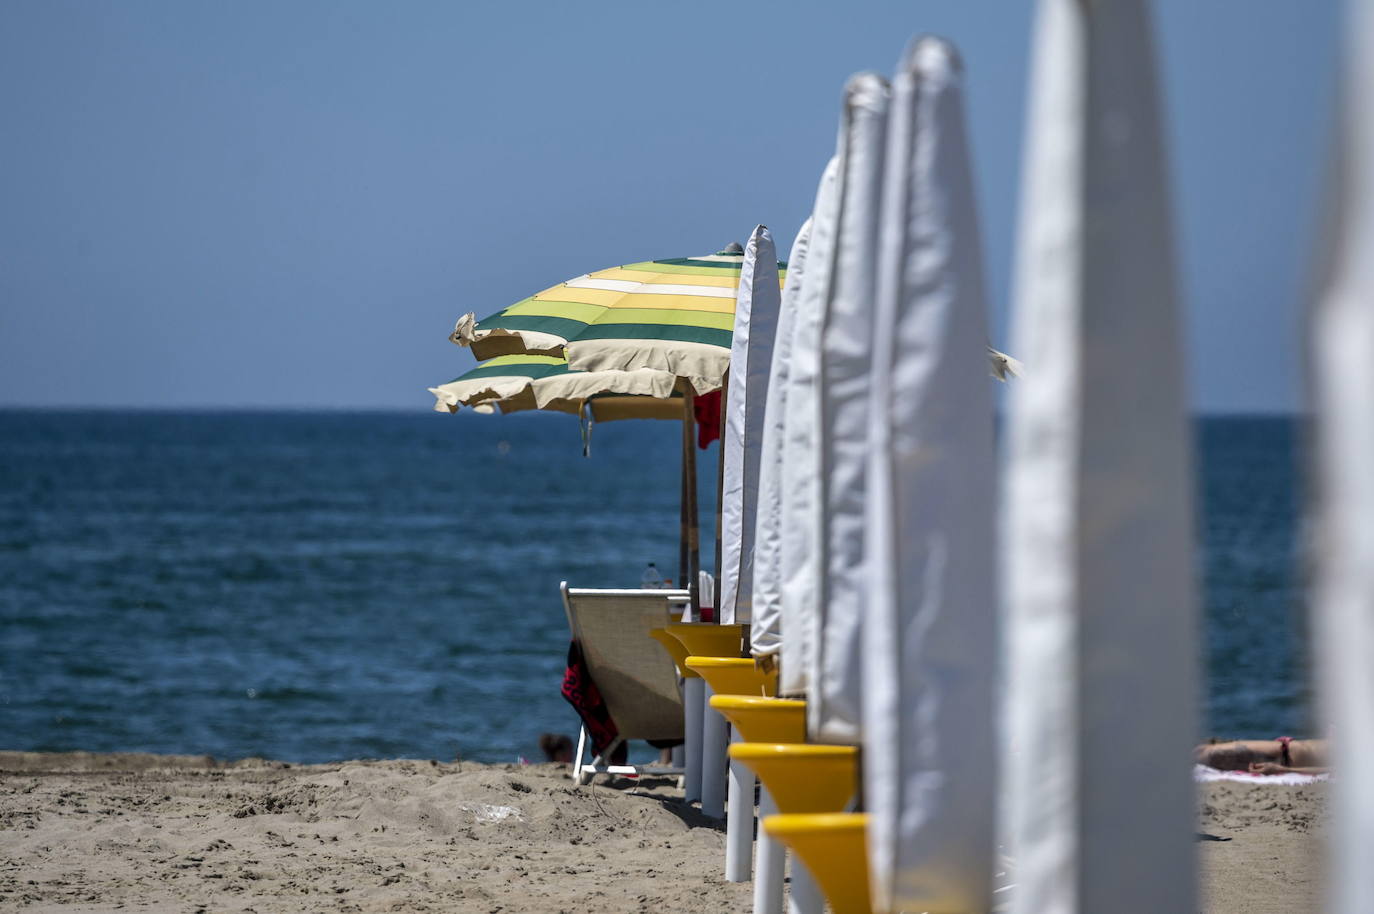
[728,742,857,813]
[764,813,872,914]
[665,623,744,659]
[684,656,777,697]
[708,695,806,743]
[648,628,698,678]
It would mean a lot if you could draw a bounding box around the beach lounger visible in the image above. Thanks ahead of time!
[561,583,690,785]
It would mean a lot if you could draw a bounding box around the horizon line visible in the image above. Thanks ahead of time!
[0,404,1309,419]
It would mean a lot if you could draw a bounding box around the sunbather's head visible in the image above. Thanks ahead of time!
[539,733,573,764]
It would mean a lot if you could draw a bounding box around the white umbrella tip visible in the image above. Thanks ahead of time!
[450,312,478,347]
[844,71,890,110]
[987,346,1024,381]
[901,35,963,84]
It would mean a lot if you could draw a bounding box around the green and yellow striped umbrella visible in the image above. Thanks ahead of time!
[429,353,685,422]
[450,246,787,394]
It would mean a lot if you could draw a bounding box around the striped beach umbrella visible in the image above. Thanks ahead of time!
[450,247,788,393]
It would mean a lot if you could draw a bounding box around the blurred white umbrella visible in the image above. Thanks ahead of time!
[749,210,816,662]
[778,141,848,698]
[741,210,812,914]
[1001,2,1198,913]
[718,226,782,625]
[860,37,998,913]
[1311,3,1374,913]
[810,72,890,745]
[713,224,781,885]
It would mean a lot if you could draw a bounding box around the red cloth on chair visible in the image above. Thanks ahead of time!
[560,640,628,765]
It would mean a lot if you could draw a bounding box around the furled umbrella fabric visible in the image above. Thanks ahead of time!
[810,72,890,746]
[861,38,997,914]
[717,225,782,625]
[1311,3,1374,913]
[750,207,819,660]
[1001,2,1198,913]
[778,121,852,698]
[451,252,787,395]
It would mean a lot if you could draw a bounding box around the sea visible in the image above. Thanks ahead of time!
[0,410,1308,764]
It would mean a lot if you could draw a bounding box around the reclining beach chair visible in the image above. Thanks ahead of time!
[560,582,689,785]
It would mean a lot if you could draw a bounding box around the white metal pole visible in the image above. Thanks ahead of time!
[700,683,729,818]
[787,856,823,914]
[683,677,705,804]
[753,786,785,914]
[724,729,754,881]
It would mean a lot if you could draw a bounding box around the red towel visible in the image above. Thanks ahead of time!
[559,641,684,763]
[694,389,722,449]
[560,640,627,765]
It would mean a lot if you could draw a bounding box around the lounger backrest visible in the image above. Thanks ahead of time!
[562,583,690,741]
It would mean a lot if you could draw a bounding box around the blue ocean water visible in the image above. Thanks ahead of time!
[0,411,1307,764]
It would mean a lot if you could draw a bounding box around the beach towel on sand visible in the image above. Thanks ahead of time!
[1193,764,1328,785]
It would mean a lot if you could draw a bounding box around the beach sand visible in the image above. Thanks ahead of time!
[1198,778,1325,914]
[1,751,1322,913]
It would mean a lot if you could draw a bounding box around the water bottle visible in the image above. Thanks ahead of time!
[641,562,663,589]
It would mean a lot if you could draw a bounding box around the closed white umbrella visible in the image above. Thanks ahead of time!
[810,72,890,745]
[778,136,849,698]
[744,217,816,914]
[718,226,782,625]
[1311,3,1374,913]
[714,224,781,884]
[1002,2,1198,913]
[749,210,816,661]
[861,37,998,913]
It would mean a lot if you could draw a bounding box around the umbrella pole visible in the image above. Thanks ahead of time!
[681,384,701,616]
[679,406,691,591]
[714,372,727,616]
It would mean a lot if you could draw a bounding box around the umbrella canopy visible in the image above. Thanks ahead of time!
[450,249,787,393]
[429,353,681,421]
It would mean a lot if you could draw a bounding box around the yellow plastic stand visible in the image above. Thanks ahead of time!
[684,656,777,697]
[763,813,872,914]
[664,622,744,659]
[728,743,858,813]
[708,695,807,743]
[648,629,699,678]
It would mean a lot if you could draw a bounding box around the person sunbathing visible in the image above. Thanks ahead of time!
[538,733,574,764]
[1194,738,1329,776]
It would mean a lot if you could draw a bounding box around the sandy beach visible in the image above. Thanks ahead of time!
[0,751,1322,913]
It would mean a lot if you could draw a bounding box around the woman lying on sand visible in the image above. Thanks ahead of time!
[1195,738,1329,776]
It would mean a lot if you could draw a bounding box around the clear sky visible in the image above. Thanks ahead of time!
[0,1,1339,412]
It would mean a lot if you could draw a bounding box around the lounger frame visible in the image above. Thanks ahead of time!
[560,582,689,785]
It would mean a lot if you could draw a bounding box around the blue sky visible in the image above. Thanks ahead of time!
[0,1,1339,412]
